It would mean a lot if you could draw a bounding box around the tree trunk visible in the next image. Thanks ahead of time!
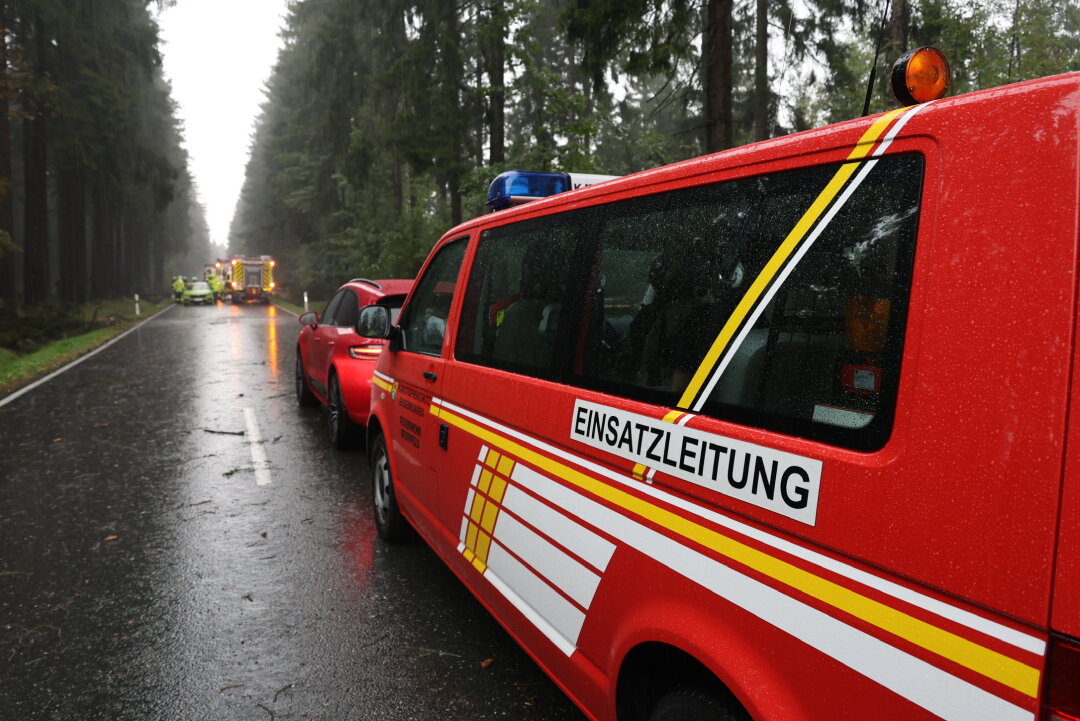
[484,1,506,166]
[90,186,113,299]
[754,0,768,141]
[440,0,463,226]
[392,157,404,221]
[889,0,908,58]
[0,0,16,311]
[58,162,87,304]
[21,13,49,305]
[21,114,47,305]
[703,0,734,153]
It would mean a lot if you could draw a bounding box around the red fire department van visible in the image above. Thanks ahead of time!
[357,53,1080,721]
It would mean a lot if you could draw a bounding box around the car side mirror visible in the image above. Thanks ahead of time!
[357,305,393,340]
[298,311,319,327]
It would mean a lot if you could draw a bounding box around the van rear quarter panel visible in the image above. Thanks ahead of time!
[1054,147,1080,637]
[879,78,1078,623]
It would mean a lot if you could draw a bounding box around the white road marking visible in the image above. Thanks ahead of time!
[272,303,298,317]
[243,407,272,486]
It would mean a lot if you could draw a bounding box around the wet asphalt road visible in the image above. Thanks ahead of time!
[0,302,586,721]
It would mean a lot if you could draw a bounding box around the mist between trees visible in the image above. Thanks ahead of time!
[0,0,211,311]
[231,0,1077,301]
[2,0,1077,311]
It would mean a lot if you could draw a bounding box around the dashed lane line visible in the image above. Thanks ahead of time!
[243,407,272,486]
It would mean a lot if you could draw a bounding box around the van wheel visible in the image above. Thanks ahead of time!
[327,372,359,449]
[370,433,409,541]
[648,688,741,721]
[295,354,318,407]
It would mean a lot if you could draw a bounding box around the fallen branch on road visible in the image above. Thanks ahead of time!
[203,428,245,436]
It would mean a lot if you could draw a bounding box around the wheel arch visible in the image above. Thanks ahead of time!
[366,413,386,455]
[608,597,811,721]
[615,642,746,721]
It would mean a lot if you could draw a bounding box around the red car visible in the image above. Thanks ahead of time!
[295,278,413,448]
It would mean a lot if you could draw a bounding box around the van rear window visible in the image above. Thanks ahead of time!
[455,154,923,450]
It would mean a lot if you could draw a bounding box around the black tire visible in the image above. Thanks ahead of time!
[648,688,742,721]
[295,354,318,407]
[370,433,410,541]
[327,372,360,449]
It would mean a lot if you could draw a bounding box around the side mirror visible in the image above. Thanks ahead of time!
[298,311,319,327]
[356,305,393,340]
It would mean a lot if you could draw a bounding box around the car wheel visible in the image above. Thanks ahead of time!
[295,354,318,407]
[370,433,409,541]
[327,372,359,449]
[648,688,743,721]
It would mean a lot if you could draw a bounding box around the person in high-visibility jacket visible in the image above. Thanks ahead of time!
[172,276,185,302]
[206,272,224,302]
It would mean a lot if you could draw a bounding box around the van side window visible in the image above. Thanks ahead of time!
[399,238,467,355]
[577,154,923,449]
[455,217,581,376]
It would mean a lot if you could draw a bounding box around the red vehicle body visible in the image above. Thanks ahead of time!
[295,278,412,448]
[361,72,1080,721]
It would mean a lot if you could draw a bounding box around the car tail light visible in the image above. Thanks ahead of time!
[348,346,382,359]
[1043,634,1080,720]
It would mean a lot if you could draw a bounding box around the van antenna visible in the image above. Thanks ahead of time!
[862,0,892,116]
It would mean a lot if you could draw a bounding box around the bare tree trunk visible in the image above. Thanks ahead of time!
[0,0,16,311]
[754,0,768,141]
[484,0,506,166]
[703,0,734,153]
[890,0,908,58]
[440,0,463,226]
[57,163,87,304]
[90,186,112,299]
[21,14,48,305]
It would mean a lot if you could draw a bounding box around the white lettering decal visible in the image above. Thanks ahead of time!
[570,400,822,525]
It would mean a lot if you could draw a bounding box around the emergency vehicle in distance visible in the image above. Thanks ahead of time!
[228,255,276,304]
[357,49,1080,721]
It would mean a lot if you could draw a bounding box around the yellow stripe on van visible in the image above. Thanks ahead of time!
[632,411,685,480]
[676,107,909,410]
[431,403,1040,699]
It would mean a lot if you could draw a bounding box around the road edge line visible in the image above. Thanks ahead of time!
[0,303,177,409]
[273,302,298,317]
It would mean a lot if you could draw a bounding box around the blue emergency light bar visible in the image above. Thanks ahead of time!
[486,170,619,211]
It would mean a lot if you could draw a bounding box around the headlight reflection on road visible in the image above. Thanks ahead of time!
[266,305,278,381]
[229,306,242,361]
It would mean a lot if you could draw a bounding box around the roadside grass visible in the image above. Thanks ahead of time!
[0,298,171,395]
[274,297,324,317]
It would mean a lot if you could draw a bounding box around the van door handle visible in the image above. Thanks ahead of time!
[423,371,438,382]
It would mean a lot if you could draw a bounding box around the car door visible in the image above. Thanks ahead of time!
[379,237,468,537]
[308,290,346,396]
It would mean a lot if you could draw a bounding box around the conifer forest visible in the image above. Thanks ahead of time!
[1,0,1078,306]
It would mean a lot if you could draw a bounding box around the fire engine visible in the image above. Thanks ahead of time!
[228,255,276,304]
